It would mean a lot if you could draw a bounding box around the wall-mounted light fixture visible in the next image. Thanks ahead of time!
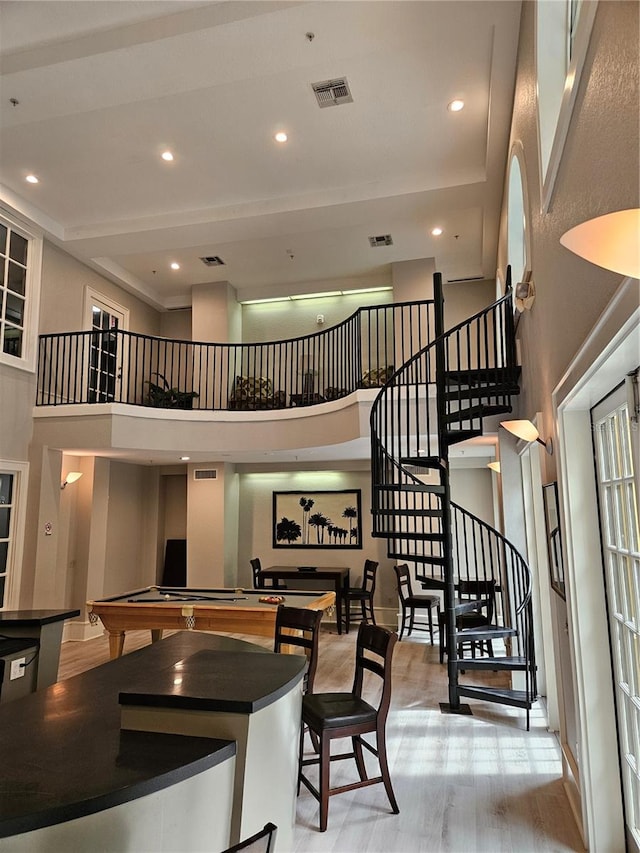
[514,270,535,312]
[500,420,553,455]
[61,471,83,490]
[487,461,501,473]
[560,208,640,279]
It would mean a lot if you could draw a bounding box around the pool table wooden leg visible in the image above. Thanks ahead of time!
[108,631,125,659]
[151,629,164,644]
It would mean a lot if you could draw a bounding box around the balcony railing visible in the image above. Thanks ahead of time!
[36,300,435,411]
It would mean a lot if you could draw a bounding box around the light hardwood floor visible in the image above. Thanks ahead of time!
[58,626,585,853]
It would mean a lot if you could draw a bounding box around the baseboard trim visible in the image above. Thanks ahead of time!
[63,620,104,643]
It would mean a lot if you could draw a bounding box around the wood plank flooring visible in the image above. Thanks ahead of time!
[58,626,585,853]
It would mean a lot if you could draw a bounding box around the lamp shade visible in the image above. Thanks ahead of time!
[500,420,540,442]
[61,471,83,489]
[560,209,640,279]
[487,461,501,473]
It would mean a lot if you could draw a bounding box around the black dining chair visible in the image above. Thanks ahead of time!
[342,558,378,633]
[250,557,264,589]
[250,557,284,590]
[299,622,399,832]
[223,822,277,852]
[394,563,441,642]
[438,578,497,663]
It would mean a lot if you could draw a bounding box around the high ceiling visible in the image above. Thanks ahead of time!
[0,0,521,310]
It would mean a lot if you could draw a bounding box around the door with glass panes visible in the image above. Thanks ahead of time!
[0,474,14,609]
[592,375,640,849]
[85,293,127,403]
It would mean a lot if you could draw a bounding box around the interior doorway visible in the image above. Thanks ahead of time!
[83,290,128,403]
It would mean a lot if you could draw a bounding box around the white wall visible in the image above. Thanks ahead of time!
[104,462,157,596]
[241,290,392,344]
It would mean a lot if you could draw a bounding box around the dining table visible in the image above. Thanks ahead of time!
[261,566,351,635]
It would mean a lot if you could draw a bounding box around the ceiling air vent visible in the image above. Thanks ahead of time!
[194,468,217,481]
[311,77,353,108]
[200,256,225,267]
[368,235,393,248]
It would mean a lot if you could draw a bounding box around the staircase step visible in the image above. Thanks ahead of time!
[444,384,520,401]
[457,625,517,641]
[376,483,445,495]
[457,685,534,710]
[455,656,528,672]
[400,456,443,468]
[444,429,483,445]
[387,551,447,566]
[443,403,513,424]
[415,575,446,590]
[444,367,521,386]
[374,507,443,518]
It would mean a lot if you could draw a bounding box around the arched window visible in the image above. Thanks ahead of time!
[507,149,528,285]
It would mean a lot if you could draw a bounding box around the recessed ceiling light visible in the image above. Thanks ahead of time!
[25,174,39,183]
[161,151,174,161]
[180,456,190,461]
[170,262,180,270]
[431,227,443,236]
[274,132,288,143]
[448,99,465,112]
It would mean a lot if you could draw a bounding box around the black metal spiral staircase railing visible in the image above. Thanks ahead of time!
[370,271,537,727]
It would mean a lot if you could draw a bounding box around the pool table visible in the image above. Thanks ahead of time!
[87,586,336,659]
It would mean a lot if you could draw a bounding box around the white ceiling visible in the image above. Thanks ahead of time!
[0,0,522,310]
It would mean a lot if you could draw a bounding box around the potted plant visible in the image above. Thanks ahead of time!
[145,373,199,409]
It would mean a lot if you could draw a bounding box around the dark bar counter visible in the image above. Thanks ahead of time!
[0,631,305,852]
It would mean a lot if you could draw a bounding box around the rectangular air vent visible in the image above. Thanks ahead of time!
[200,256,225,267]
[194,468,217,481]
[368,235,393,247]
[312,77,353,108]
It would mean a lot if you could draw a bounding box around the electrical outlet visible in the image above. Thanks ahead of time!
[10,658,26,680]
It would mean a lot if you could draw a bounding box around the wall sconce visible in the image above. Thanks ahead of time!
[560,208,640,279]
[500,420,553,454]
[487,461,501,473]
[61,471,83,490]
[514,271,535,312]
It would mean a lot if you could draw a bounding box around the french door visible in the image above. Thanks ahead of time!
[592,377,640,849]
[84,292,128,403]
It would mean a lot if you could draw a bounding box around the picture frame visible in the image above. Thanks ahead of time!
[542,482,565,599]
[272,489,362,549]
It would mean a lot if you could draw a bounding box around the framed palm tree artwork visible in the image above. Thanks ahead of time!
[272,490,362,549]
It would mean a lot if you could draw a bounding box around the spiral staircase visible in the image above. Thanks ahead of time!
[370,271,537,728]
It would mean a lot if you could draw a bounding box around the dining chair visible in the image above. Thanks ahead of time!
[299,622,399,832]
[273,605,323,695]
[438,578,497,663]
[250,557,264,589]
[223,822,277,852]
[342,558,378,633]
[393,563,440,642]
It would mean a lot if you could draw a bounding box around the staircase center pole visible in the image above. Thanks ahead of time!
[433,272,460,711]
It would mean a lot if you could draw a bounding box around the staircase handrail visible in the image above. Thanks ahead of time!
[450,499,532,613]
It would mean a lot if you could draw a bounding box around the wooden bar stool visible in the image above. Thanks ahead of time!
[394,563,440,642]
[299,623,399,831]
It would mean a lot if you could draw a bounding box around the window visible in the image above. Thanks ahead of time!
[507,150,528,284]
[536,0,598,209]
[0,210,42,371]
